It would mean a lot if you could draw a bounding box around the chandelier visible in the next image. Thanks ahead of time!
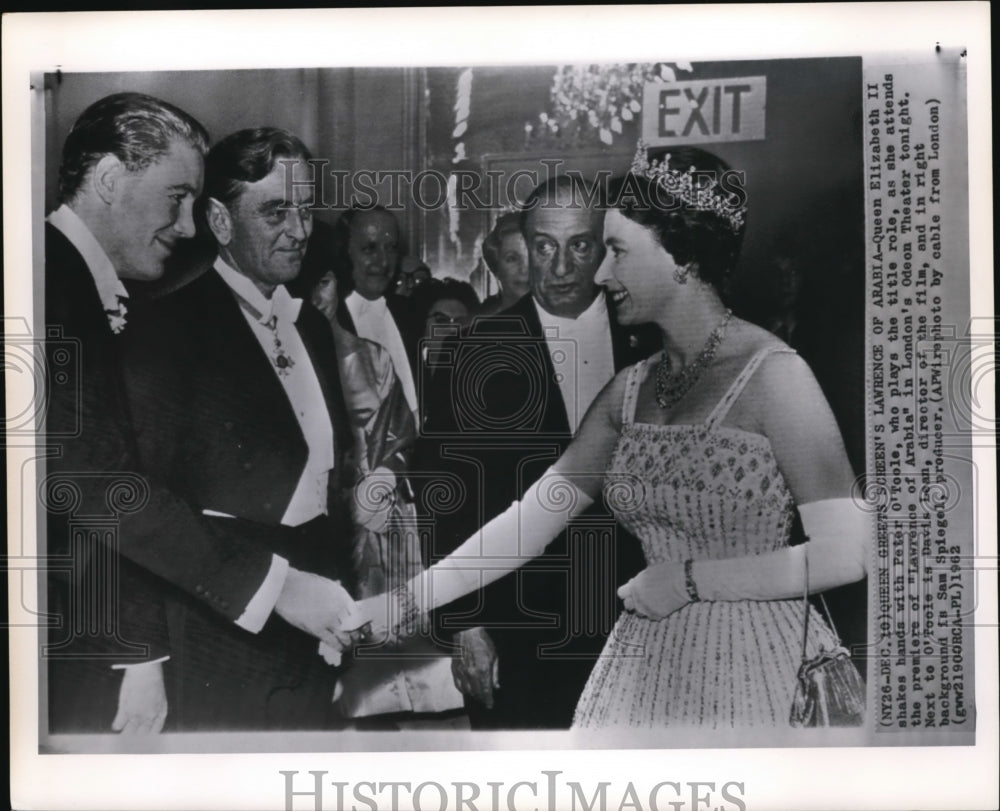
[526,62,693,148]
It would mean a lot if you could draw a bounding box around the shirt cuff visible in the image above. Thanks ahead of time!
[235,554,290,633]
[110,655,170,671]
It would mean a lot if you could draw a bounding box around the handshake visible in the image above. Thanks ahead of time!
[273,567,423,665]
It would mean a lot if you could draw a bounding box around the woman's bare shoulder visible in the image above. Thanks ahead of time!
[711,319,815,427]
[721,318,791,363]
[733,327,825,422]
[603,362,641,429]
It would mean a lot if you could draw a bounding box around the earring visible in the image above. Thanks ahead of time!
[673,264,689,285]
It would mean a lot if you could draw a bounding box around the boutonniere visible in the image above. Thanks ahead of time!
[105,300,128,334]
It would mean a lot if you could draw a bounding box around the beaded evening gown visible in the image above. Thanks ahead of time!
[573,348,843,728]
[330,326,464,717]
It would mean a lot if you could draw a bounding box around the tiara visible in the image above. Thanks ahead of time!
[630,141,746,232]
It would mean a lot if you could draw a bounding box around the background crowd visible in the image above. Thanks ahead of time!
[43,88,867,737]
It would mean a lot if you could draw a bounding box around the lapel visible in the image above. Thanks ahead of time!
[502,291,659,434]
[506,294,572,437]
[45,222,139,456]
[295,302,354,490]
[386,293,418,376]
[195,268,298,415]
[45,223,114,342]
[171,269,309,479]
[335,295,357,336]
[191,269,355,494]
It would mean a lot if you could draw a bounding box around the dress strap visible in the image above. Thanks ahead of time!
[705,346,796,429]
[620,357,652,425]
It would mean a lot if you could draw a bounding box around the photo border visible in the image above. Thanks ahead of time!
[5,5,995,810]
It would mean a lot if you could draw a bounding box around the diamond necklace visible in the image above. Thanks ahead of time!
[655,308,733,411]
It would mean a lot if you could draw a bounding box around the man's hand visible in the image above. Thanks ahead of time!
[339,591,396,647]
[274,567,356,652]
[452,627,500,709]
[111,660,167,734]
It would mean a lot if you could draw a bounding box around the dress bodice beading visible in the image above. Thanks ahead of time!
[604,349,797,565]
[572,347,845,730]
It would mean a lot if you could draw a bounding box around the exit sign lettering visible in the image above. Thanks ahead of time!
[641,77,766,145]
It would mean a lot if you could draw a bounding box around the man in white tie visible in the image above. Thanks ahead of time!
[421,175,656,728]
[333,205,420,424]
[44,92,211,734]
[116,128,360,730]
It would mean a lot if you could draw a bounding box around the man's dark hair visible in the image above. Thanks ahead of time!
[518,174,600,233]
[58,92,209,204]
[411,277,481,328]
[204,127,312,208]
[289,217,342,300]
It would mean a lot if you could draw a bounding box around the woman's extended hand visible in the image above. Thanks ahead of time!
[339,585,423,647]
[617,561,690,620]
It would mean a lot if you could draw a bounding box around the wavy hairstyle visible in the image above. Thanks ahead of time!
[203,127,312,209]
[58,92,209,204]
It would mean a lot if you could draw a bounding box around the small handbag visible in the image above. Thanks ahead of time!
[789,551,866,727]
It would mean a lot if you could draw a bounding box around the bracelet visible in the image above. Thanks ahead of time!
[683,559,701,603]
[390,583,421,638]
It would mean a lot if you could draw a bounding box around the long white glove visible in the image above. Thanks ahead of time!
[697,498,870,600]
[618,499,870,618]
[341,468,593,639]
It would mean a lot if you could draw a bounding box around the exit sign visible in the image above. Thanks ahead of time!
[641,77,767,145]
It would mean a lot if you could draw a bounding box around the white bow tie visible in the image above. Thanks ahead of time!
[355,295,386,317]
[236,285,302,327]
[266,286,303,325]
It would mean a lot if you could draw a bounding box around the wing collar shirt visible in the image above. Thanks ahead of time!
[215,257,337,632]
[344,289,419,421]
[215,256,335,527]
[533,292,615,434]
[47,204,129,332]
